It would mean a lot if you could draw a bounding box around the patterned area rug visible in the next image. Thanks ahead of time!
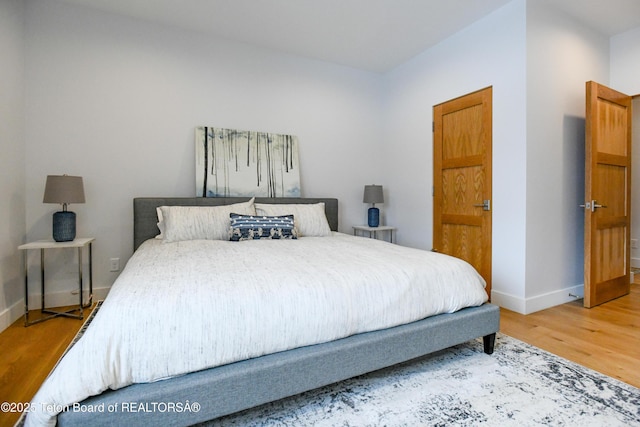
[205,334,640,427]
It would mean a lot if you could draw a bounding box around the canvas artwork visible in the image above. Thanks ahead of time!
[195,127,301,197]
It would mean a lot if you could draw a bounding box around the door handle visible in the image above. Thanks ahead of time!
[473,200,491,211]
[580,200,607,212]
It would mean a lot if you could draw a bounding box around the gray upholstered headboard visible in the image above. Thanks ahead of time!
[133,197,339,251]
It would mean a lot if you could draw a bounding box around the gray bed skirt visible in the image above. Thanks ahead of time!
[58,303,499,426]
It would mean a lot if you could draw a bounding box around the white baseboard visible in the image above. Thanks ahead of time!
[492,284,584,315]
[0,286,110,333]
[0,300,25,332]
[490,290,526,314]
[632,257,640,269]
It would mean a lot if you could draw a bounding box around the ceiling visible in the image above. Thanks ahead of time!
[54,0,640,73]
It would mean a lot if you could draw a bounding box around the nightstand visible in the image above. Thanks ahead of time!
[353,225,397,243]
[19,238,94,326]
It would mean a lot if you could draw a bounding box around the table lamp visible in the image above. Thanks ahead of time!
[363,185,384,227]
[43,175,85,242]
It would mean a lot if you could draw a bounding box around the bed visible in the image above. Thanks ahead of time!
[24,197,499,427]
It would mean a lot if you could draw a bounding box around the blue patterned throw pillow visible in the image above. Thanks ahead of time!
[229,213,298,241]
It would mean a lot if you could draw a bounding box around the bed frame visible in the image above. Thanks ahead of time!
[57,197,500,427]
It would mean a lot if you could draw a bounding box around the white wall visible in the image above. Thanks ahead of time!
[383,0,614,314]
[611,26,640,96]
[611,27,640,267]
[8,0,635,328]
[382,0,528,304]
[0,0,26,330]
[23,0,384,308]
[523,0,609,312]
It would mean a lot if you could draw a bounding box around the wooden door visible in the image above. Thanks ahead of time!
[584,81,632,308]
[433,87,492,298]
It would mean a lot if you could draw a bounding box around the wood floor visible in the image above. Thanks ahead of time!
[0,305,95,427]
[501,281,640,389]
[0,283,638,426]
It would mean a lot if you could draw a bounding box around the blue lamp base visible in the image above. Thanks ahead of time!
[53,211,76,242]
[367,207,380,227]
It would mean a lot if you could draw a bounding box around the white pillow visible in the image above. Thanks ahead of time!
[156,207,165,239]
[255,202,331,237]
[160,198,256,242]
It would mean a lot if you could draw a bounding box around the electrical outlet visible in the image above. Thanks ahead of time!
[632,239,638,249]
[110,258,120,272]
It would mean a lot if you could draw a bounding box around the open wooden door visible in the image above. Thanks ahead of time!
[433,87,492,298]
[583,81,632,308]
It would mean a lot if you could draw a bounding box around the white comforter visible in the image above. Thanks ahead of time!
[25,232,487,426]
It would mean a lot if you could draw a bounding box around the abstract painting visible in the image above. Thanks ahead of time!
[195,126,300,197]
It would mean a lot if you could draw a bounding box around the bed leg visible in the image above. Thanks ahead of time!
[483,333,496,355]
